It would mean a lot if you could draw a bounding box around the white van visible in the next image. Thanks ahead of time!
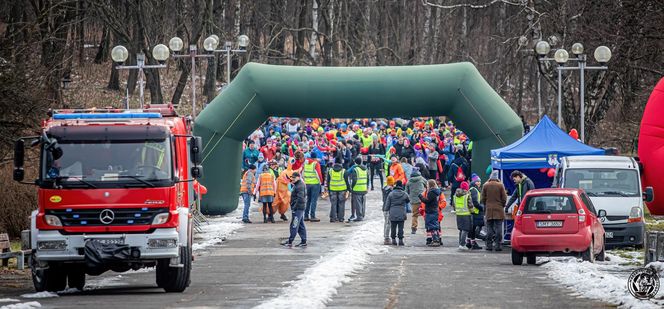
[553,155,654,248]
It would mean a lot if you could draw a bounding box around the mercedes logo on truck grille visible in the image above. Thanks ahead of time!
[99,209,115,224]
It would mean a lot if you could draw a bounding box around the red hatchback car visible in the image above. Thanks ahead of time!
[511,188,606,265]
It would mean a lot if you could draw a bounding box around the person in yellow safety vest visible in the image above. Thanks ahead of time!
[303,152,323,222]
[327,159,348,222]
[360,129,373,149]
[254,165,277,223]
[347,157,369,222]
[240,164,257,223]
[453,181,476,250]
[467,174,485,250]
[140,141,166,172]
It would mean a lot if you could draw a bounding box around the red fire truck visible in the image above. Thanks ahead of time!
[13,105,203,292]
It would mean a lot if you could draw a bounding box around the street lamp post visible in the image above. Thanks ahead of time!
[169,36,215,118]
[111,44,170,109]
[535,41,611,142]
[211,34,250,86]
[168,34,250,118]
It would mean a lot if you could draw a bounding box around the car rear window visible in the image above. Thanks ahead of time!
[523,195,577,214]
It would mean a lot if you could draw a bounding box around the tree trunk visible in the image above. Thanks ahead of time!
[77,0,86,64]
[309,0,319,63]
[171,0,204,106]
[94,27,110,64]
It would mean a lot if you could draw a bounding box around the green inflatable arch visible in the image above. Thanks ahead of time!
[194,62,522,215]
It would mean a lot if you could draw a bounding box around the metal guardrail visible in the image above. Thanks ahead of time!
[645,231,664,265]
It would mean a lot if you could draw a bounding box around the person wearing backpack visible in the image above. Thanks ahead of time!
[447,146,470,209]
[419,179,442,246]
[406,169,427,234]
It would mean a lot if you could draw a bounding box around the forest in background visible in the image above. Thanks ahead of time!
[0,0,662,236]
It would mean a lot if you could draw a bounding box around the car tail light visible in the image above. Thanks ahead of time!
[578,208,586,223]
[628,207,642,223]
[515,209,523,226]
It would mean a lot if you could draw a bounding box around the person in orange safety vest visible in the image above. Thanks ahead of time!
[254,165,277,223]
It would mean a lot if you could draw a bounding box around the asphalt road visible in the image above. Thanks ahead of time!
[0,190,612,309]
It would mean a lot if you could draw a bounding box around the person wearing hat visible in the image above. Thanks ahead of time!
[274,161,294,221]
[255,152,266,177]
[240,164,257,223]
[406,168,427,234]
[384,180,410,246]
[482,170,507,251]
[347,157,369,222]
[418,179,443,246]
[381,176,396,245]
[453,181,476,250]
[254,165,277,223]
[466,174,484,250]
[284,172,307,247]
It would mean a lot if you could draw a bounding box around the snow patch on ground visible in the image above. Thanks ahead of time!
[0,299,20,303]
[125,267,155,274]
[85,274,128,289]
[542,253,664,308]
[192,207,244,251]
[255,193,387,309]
[0,301,42,309]
[18,291,57,299]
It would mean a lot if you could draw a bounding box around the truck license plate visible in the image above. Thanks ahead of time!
[90,238,124,245]
[605,232,613,239]
[536,221,563,228]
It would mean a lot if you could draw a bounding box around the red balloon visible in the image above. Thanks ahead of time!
[569,129,579,140]
[547,168,555,178]
[639,77,664,215]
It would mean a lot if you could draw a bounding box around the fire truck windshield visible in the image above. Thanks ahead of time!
[42,139,173,188]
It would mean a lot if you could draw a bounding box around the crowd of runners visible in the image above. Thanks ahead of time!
[238,117,503,247]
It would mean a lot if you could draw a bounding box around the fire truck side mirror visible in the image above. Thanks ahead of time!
[13,139,25,182]
[191,165,204,179]
[190,136,203,164]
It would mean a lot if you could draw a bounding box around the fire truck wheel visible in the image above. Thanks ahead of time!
[31,259,67,292]
[67,267,86,290]
[156,246,191,292]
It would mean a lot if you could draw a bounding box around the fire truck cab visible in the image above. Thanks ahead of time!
[13,105,203,293]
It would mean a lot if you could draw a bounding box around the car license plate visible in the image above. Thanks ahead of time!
[536,221,563,228]
[605,232,613,239]
[90,238,124,245]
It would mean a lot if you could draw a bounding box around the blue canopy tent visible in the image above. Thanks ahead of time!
[490,115,605,244]
[491,115,605,191]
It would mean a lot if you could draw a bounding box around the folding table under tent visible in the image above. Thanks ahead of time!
[489,115,605,243]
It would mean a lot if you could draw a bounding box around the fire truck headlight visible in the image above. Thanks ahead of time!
[44,215,62,227]
[152,213,170,225]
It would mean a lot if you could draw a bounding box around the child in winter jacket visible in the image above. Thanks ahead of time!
[419,179,442,246]
[381,176,396,245]
[453,181,475,250]
[384,180,410,246]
